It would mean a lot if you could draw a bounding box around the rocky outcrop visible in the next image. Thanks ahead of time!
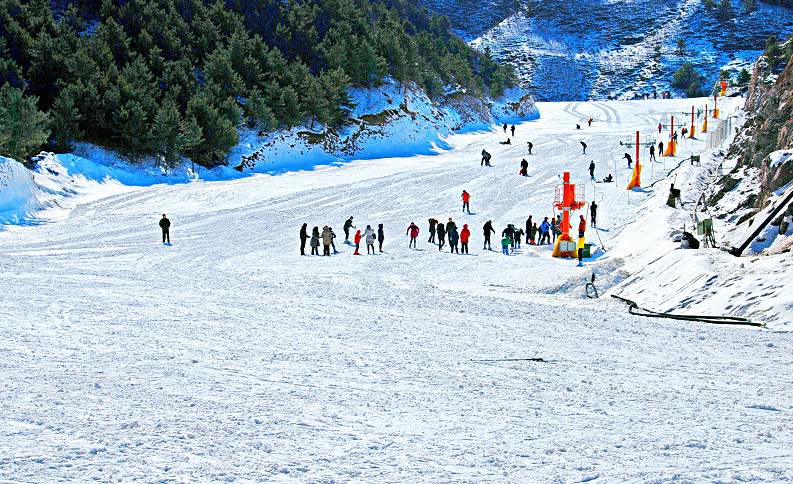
[722,46,793,207]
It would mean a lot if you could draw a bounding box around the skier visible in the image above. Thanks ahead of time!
[539,217,550,245]
[503,122,508,133]
[159,214,171,245]
[483,220,495,250]
[510,125,516,137]
[673,131,679,143]
[527,141,533,155]
[353,229,362,255]
[300,223,308,255]
[589,160,595,180]
[499,138,511,145]
[406,222,420,249]
[460,224,470,254]
[436,222,446,251]
[481,149,492,166]
[364,225,377,254]
[428,218,438,243]
[649,143,657,162]
[590,201,598,228]
[378,223,385,252]
[343,216,355,243]
[588,117,593,127]
[578,215,586,238]
[501,234,511,255]
[576,124,581,130]
[580,141,587,154]
[603,173,614,183]
[658,141,664,156]
[519,158,529,176]
[550,218,558,243]
[657,122,662,134]
[461,190,471,213]
[321,226,333,256]
[624,153,633,168]
[310,227,320,255]
[448,226,460,254]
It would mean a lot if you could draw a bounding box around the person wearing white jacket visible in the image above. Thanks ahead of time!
[364,225,377,255]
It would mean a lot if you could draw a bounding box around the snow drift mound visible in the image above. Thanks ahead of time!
[0,156,44,225]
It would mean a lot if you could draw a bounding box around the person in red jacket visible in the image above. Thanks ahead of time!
[460,224,471,254]
[578,215,586,238]
[461,190,471,214]
[406,222,420,249]
[353,229,362,255]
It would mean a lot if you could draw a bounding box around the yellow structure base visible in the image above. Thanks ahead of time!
[551,236,577,258]
[689,125,696,138]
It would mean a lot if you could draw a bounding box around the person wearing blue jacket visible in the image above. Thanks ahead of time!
[539,217,551,245]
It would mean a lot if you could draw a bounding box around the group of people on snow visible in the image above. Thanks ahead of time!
[299,216,385,256]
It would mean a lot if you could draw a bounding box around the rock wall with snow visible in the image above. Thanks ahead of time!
[709,47,793,255]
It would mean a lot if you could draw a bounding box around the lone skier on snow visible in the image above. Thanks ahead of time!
[159,214,171,245]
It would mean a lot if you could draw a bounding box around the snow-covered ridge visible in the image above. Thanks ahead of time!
[229,81,537,173]
[458,0,793,100]
[0,82,537,228]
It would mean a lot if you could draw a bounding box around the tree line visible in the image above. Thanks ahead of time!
[0,0,515,167]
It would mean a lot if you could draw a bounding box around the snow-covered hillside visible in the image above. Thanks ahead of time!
[427,0,793,100]
[1,98,792,481]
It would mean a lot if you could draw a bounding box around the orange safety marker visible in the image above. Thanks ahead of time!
[627,130,642,190]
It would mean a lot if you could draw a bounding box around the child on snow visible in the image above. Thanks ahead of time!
[501,235,511,255]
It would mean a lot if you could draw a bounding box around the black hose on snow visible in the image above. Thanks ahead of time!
[611,295,763,327]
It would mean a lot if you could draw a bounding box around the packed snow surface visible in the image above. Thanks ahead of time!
[1,99,792,481]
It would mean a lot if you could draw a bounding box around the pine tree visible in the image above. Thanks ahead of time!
[150,99,183,166]
[50,86,83,152]
[186,91,239,167]
[0,84,50,161]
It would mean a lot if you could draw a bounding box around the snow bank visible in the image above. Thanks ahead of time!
[0,157,44,225]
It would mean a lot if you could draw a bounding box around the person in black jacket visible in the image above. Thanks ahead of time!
[580,141,587,154]
[343,216,355,243]
[589,160,596,180]
[623,153,633,168]
[300,223,308,255]
[481,149,492,166]
[525,215,533,244]
[483,220,495,250]
[436,222,446,251]
[428,218,438,243]
[590,201,598,228]
[159,214,171,244]
[519,158,529,176]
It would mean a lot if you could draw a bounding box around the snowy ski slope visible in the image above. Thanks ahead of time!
[1,99,792,481]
